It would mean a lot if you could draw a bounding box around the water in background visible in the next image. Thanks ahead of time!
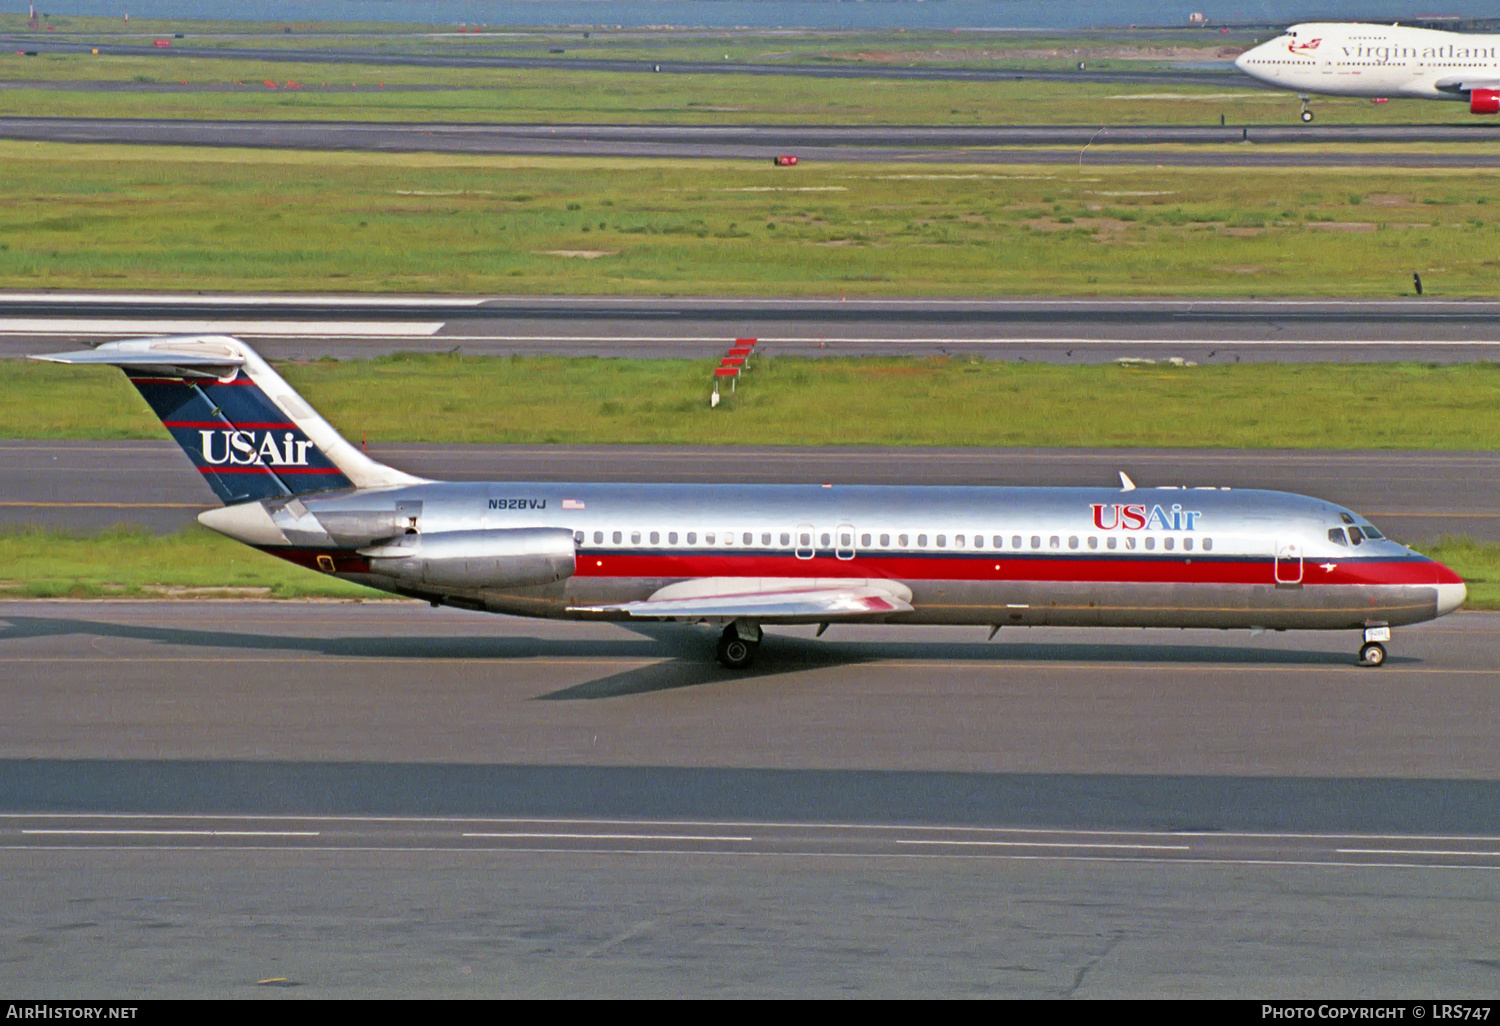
[23,2,1500,32]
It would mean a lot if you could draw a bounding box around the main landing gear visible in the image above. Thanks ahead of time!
[716,620,762,669]
[1358,626,1391,667]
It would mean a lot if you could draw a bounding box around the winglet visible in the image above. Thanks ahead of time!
[1119,471,1137,491]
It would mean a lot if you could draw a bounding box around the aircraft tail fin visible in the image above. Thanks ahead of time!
[30,335,425,505]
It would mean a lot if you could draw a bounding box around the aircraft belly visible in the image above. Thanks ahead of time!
[899,580,1439,629]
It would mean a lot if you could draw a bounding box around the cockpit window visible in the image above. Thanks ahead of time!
[1327,528,1348,546]
[1347,526,1365,545]
[1361,525,1383,539]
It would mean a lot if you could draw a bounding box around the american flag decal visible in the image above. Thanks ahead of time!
[562,499,585,510]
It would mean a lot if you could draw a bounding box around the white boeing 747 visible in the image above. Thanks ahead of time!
[1235,22,1500,121]
[30,335,1466,669]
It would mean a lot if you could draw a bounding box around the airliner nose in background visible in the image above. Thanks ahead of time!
[1235,21,1500,121]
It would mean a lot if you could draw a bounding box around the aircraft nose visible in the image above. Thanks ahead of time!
[1234,49,1250,71]
[1431,559,1466,616]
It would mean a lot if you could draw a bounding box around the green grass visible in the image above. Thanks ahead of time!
[0,524,382,599]
[1,143,1498,296]
[7,355,1500,451]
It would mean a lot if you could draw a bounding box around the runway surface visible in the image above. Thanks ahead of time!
[2,441,1494,543]
[8,294,1500,363]
[1,600,1496,996]
[4,115,1498,166]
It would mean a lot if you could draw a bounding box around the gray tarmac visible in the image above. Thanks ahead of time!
[1,600,1497,997]
[3,441,1494,543]
[8,295,1500,363]
[3,115,1497,166]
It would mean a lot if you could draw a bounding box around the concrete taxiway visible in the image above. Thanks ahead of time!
[0,600,1496,996]
[7,295,1500,363]
[3,116,1498,167]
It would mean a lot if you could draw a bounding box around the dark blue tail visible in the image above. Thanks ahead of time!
[127,373,354,504]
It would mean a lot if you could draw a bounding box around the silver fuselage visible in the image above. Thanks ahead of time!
[240,480,1464,631]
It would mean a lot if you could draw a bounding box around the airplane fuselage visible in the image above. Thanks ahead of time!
[207,479,1465,632]
[1236,22,1500,111]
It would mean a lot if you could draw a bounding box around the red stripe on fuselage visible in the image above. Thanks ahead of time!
[572,551,1452,587]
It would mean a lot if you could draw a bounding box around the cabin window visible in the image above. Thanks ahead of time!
[1328,528,1348,546]
[575,531,584,544]
[1049,536,1060,550]
[936,535,947,548]
[821,533,831,547]
[861,533,872,547]
[780,533,789,546]
[746,532,755,546]
[840,531,852,548]
[991,535,1002,549]
[1144,536,1156,551]
[631,531,641,545]
[799,532,811,547]
[1163,537,1175,551]
[650,531,660,545]
[1068,536,1079,550]
[1107,537,1117,550]
[1028,536,1039,549]
[687,532,697,545]
[706,532,716,545]
[917,534,928,548]
[593,531,604,544]
[1124,537,1136,550]
[668,531,678,545]
[880,534,890,547]
[974,535,983,549]
[761,532,771,546]
[899,534,909,547]
[1202,538,1213,552]
[1088,536,1098,550]
[613,531,623,545]
[956,534,967,548]
[1013,536,1023,549]
[1183,537,1193,552]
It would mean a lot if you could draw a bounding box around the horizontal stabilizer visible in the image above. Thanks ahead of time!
[574,577,914,622]
[30,336,245,379]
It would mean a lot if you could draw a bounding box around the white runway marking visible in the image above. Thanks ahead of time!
[0,319,445,336]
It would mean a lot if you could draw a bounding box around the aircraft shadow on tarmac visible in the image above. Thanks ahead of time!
[0,613,1380,701]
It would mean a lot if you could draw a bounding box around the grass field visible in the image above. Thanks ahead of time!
[0,53,1476,126]
[8,354,1500,450]
[1,143,1497,296]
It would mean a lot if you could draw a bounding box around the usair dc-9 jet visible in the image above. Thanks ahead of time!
[1235,21,1500,122]
[33,336,1465,668]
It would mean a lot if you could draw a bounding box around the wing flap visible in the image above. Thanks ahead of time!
[573,577,914,622]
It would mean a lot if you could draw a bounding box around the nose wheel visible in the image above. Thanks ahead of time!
[1359,641,1386,666]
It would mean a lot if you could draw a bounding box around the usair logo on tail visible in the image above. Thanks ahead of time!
[199,429,315,467]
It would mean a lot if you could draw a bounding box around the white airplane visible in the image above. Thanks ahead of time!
[1235,22,1500,121]
[31,335,1466,669]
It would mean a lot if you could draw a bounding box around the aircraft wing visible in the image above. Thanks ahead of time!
[1433,76,1500,93]
[573,576,914,622]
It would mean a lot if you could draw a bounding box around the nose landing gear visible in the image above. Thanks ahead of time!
[1299,95,1314,122]
[1358,625,1390,667]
